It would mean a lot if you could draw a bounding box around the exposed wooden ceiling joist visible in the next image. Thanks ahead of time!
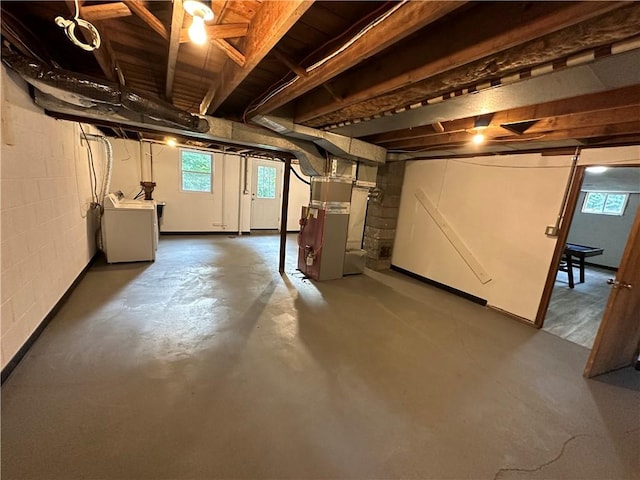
[365,85,640,145]
[248,1,465,118]
[2,0,638,155]
[178,24,249,43]
[213,39,245,66]
[165,0,184,100]
[82,2,131,22]
[123,0,169,40]
[297,1,633,127]
[382,119,640,152]
[203,0,313,115]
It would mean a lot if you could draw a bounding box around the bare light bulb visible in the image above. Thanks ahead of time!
[166,137,177,147]
[472,133,485,145]
[189,15,207,45]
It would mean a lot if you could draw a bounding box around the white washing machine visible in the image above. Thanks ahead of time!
[102,193,158,263]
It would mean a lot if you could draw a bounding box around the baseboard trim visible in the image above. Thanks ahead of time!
[1,253,99,385]
[160,231,299,236]
[390,265,488,306]
[584,261,617,272]
[161,231,251,236]
[487,305,536,328]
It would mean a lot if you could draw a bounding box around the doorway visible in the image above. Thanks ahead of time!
[250,158,283,230]
[543,166,640,348]
[537,165,640,376]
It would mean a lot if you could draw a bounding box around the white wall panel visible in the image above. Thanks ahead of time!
[394,149,640,321]
[1,66,103,369]
[396,155,574,320]
[110,141,311,233]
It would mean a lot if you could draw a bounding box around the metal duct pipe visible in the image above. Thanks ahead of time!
[251,114,386,166]
[1,46,209,133]
[33,89,330,176]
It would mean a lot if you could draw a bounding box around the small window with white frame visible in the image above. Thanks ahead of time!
[181,149,213,193]
[581,191,628,216]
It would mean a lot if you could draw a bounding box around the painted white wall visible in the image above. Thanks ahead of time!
[154,146,237,232]
[568,192,639,268]
[1,66,105,369]
[110,140,311,233]
[288,163,311,231]
[393,148,640,321]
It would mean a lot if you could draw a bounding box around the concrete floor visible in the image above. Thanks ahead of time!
[2,235,639,479]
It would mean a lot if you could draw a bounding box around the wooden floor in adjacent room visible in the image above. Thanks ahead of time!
[543,264,614,349]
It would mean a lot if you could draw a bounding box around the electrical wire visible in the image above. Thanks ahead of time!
[447,158,638,169]
[242,1,405,122]
[291,165,310,185]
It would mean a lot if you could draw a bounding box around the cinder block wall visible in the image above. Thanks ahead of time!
[1,67,102,370]
[363,161,405,270]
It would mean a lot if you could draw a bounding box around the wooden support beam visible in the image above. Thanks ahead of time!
[212,39,245,66]
[199,87,216,116]
[82,2,131,21]
[366,85,640,144]
[123,0,169,40]
[205,0,313,115]
[279,157,292,274]
[249,1,464,117]
[165,0,184,100]
[272,48,341,102]
[515,105,640,135]
[297,1,633,126]
[179,23,249,43]
[383,120,640,151]
[272,48,307,77]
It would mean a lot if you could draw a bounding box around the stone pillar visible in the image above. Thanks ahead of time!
[364,161,405,270]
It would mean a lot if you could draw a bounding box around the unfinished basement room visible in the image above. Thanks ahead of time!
[1,1,639,479]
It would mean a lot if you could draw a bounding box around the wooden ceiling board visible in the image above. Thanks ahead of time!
[2,0,639,154]
[212,0,262,23]
[216,1,390,115]
[298,2,638,127]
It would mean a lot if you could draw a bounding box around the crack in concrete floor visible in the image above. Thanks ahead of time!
[493,433,591,480]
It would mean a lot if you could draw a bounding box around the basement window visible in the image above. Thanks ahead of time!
[181,149,213,193]
[581,192,628,216]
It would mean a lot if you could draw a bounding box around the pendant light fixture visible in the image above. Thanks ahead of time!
[471,114,493,145]
[184,0,214,45]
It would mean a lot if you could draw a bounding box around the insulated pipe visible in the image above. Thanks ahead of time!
[82,132,113,202]
[1,46,209,133]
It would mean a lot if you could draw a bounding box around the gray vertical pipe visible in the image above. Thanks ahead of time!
[279,157,292,273]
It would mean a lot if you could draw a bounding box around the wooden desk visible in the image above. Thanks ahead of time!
[562,243,604,288]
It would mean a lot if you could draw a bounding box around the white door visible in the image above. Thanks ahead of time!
[250,159,283,229]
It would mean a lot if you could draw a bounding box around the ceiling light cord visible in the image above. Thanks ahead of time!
[55,0,101,51]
